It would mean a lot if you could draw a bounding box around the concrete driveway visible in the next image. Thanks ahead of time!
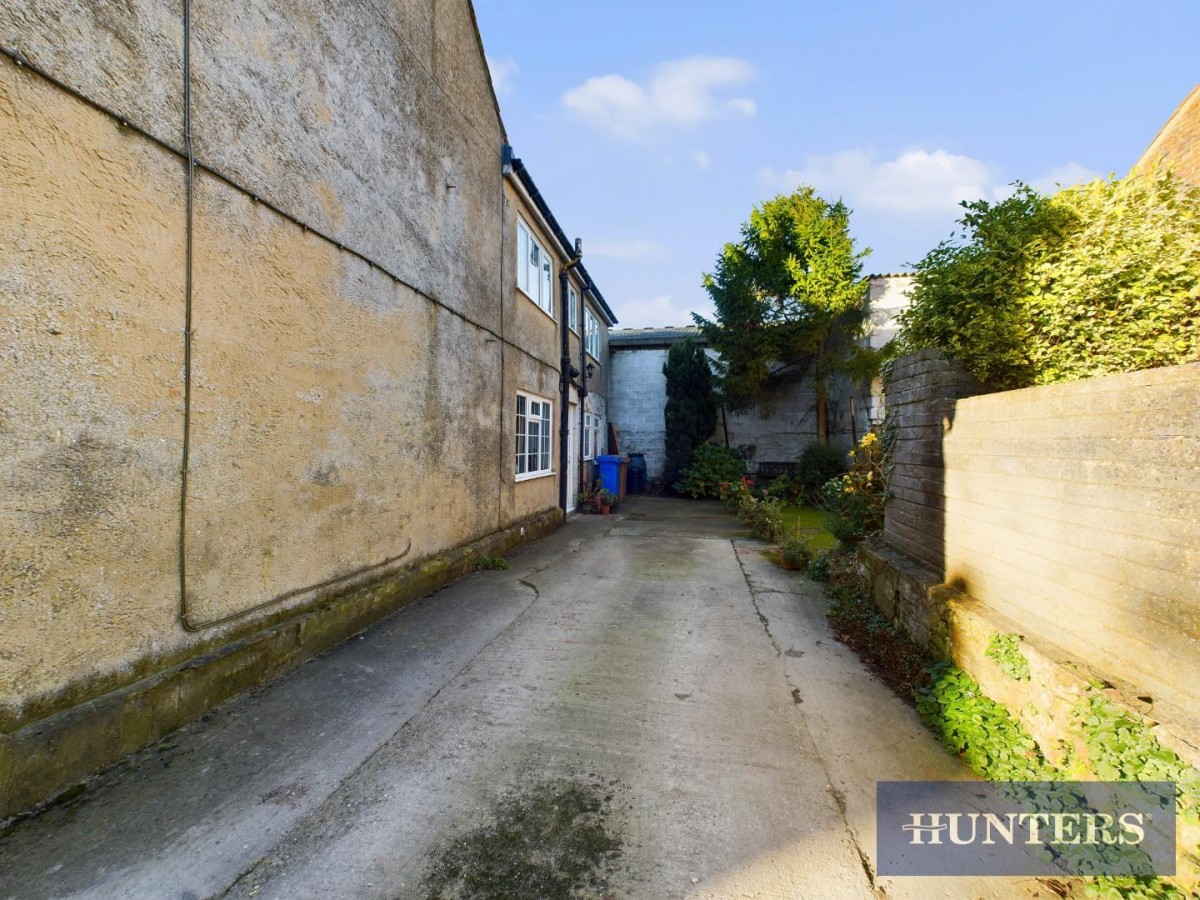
[0,498,1041,899]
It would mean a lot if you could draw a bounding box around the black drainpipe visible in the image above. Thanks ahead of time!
[559,242,582,516]
[579,288,592,490]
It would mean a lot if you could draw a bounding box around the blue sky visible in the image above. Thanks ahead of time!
[473,1,1200,329]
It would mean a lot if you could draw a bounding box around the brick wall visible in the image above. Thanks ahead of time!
[884,351,1200,717]
[1136,84,1200,185]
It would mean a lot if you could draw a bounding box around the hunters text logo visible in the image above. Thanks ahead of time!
[877,781,1175,876]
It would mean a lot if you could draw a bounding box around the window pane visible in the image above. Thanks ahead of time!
[528,243,540,298]
[542,257,553,312]
[517,224,529,292]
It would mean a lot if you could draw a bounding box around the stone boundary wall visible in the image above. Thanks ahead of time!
[882,350,1200,724]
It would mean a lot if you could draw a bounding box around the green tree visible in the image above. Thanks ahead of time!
[898,168,1200,388]
[694,187,870,443]
[896,185,1072,387]
[662,337,717,493]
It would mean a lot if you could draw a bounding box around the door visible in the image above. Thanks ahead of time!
[567,398,579,511]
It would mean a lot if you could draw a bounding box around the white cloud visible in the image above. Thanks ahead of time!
[761,150,1106,216]
[760,149,998,215]
[693,150,712,169]
[612,295,713,330]
[562,56,755,141]
[1028,161,1102,193]
[486,55,519,95]
[726,97,757,117]
[586,239,669,261]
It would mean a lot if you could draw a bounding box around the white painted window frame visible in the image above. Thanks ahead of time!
[585,309,600,358]
[516,218,555,318]
[583,412,602,460]
[515,391,554,481]
[568,284,579,333]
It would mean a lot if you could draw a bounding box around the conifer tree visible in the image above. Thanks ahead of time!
[695,187,869,443]
[662,337,717,492]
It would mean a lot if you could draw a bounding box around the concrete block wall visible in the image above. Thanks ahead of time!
[882,350,987,572]
[607,346,670,479]
[884,350,1200,723]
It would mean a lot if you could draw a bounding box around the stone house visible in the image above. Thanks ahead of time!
[502,155,617,515]
[607,275,912,484]
[0,0,609,819]
[1135,83,1200,184]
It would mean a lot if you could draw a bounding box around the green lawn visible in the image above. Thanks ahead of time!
[780,505,838,550]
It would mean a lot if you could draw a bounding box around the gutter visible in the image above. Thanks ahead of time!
[507,154,618,327]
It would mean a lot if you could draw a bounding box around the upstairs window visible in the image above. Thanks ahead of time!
[568,285,579,332]
[516,392,553,479]
[516,219,554,316]
[585,309,600,358]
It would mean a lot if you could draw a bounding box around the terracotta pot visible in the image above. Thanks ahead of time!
[600,504,611,515]
[779,557,801,571]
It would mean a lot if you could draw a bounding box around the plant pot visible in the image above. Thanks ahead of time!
[779,557,802,571]
[600,504,611,515]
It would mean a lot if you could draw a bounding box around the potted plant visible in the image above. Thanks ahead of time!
[778,534,812,571]
[596,488,617,514]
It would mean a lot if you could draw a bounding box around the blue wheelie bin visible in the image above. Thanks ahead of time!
[596,455,624,500]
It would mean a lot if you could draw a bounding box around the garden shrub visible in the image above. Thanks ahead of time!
[719,476,753,513]
[796,443,846,504]
[764,474,802,504]
[675,443,746,499]
[898,169,1200,389]
[805,550,832,582]
[820,432,885,545]
[750,497,784,542]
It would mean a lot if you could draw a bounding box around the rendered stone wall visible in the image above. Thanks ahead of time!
[0,0,561,816]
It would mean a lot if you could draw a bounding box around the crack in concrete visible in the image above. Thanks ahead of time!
[730,541,885,898]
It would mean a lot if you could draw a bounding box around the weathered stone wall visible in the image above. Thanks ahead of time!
[724,368,868,464]
[0,0,564,817]
[607,342,872,483]
[883,350,1200,721]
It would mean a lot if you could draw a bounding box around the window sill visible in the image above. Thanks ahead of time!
[517,286,556,322]
[515,469,555,483]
